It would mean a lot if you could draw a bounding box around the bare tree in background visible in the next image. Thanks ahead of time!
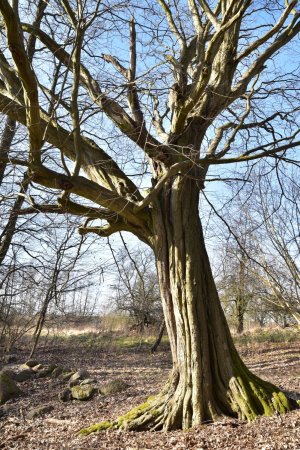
[0,0,46,266]
[214,166,300,328]
[252,169,300,325]
[218,241,257,334]
[0,0,300,431]
[109,241,163,333]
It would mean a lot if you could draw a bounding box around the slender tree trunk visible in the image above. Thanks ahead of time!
[0,172,29,266]
[151,320,165,353]
[0,117,16,186]
[80,176,295,434]
[29,299,49,359]
[236,299,245,334]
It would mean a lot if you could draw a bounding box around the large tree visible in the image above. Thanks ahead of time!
[0,0,299,432]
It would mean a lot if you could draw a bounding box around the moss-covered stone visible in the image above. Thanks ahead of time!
[80,378,96,386]
[99,379,129,396]
[68,370,89,387]
[0,371,22,405]
[51,366,64,378]
[71,384,94,400]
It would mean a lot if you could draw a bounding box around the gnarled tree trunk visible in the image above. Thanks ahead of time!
[80,176,295,434]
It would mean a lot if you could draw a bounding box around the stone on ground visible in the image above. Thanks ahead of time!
[14,368,34,382]
[32,364,44,372]
[24,359,39,368]
[26,404,54,419]
[58,388,72,402]
[71,384,94,400]
[80,378,96,386]
[69,369,89,387]
[36,365,57,378]
[51,366,64,378]
[61,371,75,381]
[99,379,129,396]
[0,371,22,405]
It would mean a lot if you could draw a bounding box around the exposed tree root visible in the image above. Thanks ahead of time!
[79,371,298,435]
[79,395,167,435]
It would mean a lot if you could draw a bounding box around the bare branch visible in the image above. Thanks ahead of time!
[0,1,42,165]
[197,0,220,30]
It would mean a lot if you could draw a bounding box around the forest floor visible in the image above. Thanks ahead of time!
[0,331,299,450]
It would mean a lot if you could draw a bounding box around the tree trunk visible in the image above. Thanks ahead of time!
[80,176,295,435]
[151,320,165,353]
[236,300,244,334]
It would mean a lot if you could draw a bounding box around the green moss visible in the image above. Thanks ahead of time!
[272,391,291,414]
[116,398,155,428]
[79,421,113,436]
[78,396,159,435]
[248,381,274,417]
[99,379,129,396]
[231,376,259,421]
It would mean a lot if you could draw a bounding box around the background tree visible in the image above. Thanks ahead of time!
[241,168,300,325]
[0,220,104,353]
[217,240,257,334]
[0,0,299,432]
[215,166,300,328]
[109,239,163,334]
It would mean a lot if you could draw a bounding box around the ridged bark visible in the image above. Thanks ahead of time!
[80,176,296,435]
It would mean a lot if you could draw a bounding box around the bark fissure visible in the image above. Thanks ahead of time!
[80,176,296,435]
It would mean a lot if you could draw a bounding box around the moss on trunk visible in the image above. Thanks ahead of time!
[79,176,298,435]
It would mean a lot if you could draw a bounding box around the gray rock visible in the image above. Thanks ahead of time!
[24,359,39,368]
[14,368,34,382]
[58,388,72,402]
[71,384,94,401]
[26,405,53,419]
[51,366,64,378]
[61,371,75,381]
[0,371,22,404]
[77,369,89,378]
[99,379,129,396]
[80,378,96,386]
[36,365,56,378]
[31,364,43,372]
[68,369,89,387]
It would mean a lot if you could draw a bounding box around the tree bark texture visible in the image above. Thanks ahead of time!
[80,176,295,434]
